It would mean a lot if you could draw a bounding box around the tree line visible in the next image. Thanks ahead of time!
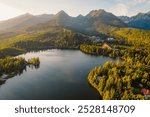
[82,28,150,100]
[0,56,40,77]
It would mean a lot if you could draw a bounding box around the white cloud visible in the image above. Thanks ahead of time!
[110,3,128,16]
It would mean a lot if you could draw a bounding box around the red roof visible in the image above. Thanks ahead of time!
[141,88,150,95]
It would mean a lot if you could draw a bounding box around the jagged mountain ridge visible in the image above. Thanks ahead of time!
[86,9,126,28]
[119,11,150,30]
[0,9,149,37]
[0,9,126,34]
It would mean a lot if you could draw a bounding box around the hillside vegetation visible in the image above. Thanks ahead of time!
[0,26,91,57]
[83,27,150,100]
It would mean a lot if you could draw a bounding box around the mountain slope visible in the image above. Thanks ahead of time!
[0,9,127,36]
[118,16,130,23]
[31,9,126,35]
[119,11,150,30]
[1,9,149,43]
[0,26,92,52]
[46,10,96,35]
[0,13,53,31]
[86,9,126,28]
[0,9,150,58]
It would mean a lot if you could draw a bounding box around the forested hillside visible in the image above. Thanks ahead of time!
[0,26,92,57]
[82,27,150,100]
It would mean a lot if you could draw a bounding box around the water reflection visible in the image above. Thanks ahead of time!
[0,50,118,100]
[0,64,40,86]
[28,64,40,69]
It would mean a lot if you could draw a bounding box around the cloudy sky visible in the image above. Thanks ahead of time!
[0,0,149,20]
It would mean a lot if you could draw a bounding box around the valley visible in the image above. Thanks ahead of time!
[0,9,149,100]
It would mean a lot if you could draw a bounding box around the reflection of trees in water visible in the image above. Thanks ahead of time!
[28,64,40,69]
[0,80,6,85]
[35,64,40,69]
[0,64,40,86]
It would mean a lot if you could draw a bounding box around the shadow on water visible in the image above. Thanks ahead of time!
[0,64,40,86]
[0,50,118,100]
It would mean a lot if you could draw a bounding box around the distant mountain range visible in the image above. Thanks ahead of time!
[0,9,149,37]
[119,11,150,30]
[0,9,128,37]
[0,9,150,58]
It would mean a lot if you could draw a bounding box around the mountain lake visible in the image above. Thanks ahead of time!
[0,49,118,100]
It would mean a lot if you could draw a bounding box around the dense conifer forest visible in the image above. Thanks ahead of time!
[0,56,40,85]
[80,28,150,100]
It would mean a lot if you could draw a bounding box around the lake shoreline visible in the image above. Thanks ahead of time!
[0,46,79,59]
[0,50,115,100]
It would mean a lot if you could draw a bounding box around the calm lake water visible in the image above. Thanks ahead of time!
[0,50,117,100]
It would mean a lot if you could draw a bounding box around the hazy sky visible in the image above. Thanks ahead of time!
[0,0,149,20]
